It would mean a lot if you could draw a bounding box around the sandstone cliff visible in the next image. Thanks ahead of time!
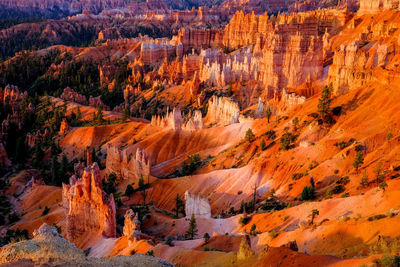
[62,162,116,248]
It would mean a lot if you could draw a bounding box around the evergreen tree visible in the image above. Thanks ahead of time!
[353,151,364,172]
[95,106,104,123]
[122,108,130,121]
[76,107,82,120]
[360,170,369,187]
[317,85,332,122]
[51,155,58,185]
[309,209,319,225]
[173,194,185,217]
[292,117,299,132]
[379,181,388,192]
[245,128,255,142]
[265,106,272,123]
[59,154,69,184]
[374,162,384,183]
[185,214,198,240]
[125,184,134,196]
[203,232,210,243]
[260,139,266,151]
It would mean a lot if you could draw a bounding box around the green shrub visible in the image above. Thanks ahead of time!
[301,186,315,200]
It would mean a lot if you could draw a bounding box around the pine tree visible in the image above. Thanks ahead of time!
[260,139,266,151]
[360,170,369,187]
[374,162,384,183]
[317,85,332,122]
[292,117,299,132]
[185,214,198,240]
[122,108,130,121]
[245,128,255,142]
[51,155,58,186]
[203,232,210,244]
[265,106,272,123]
[353,151,364,172]
[59,154,69,184]
[173,194,185,217]
[309,209,319,225]
[76,107,82,120]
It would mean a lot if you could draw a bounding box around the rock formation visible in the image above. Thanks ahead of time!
[0,223,172,266]
[184,190,211,218]
[151,107,203,131]
[254,97,265,118]
[280,89,306,110]
[0,85,28,108]
[60,87,87,105]
[206,95,240,125]
[106,144,151,182]
[59,118,70,135]
[140,38,183,65]
[62,162,116,248]
[89,95,109,110]
[123,209,141,238]
[25,129,50,148]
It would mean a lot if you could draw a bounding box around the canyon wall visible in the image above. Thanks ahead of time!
[62,162,116,248]
[184,190,211,218]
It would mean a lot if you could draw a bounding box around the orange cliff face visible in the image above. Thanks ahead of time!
[62,163,116,249]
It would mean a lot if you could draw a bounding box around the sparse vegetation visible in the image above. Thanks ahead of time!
[353,151,364,172]
[203,232,210,244]
[268,229,278,239]
[185,214,198,240]
[374,162,385,183]
[173,194,185,218]
[245,128,256,142]
[301,186,315,200]
[360,170,369,187]
[379,181,388,192]
[265,106,272,123]
[280,132,295,150]
[238,216,250,226]
[260,139,266,151]
[250,224,257,236]
[317,84,332,123]
[125,184,134,196]
[309,209,319,225]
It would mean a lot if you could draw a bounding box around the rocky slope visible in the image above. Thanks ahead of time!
[0,223,172,266]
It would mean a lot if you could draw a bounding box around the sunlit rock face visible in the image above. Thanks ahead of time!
[206,95,240,126]
[62,162,116,248]
[184,190,211,218]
